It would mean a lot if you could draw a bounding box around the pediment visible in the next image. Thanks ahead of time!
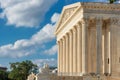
[55,2,81,34]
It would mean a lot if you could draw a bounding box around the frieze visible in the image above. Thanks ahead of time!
[84,9,120,14]
[82,3,120,14]
[82,3,120,11]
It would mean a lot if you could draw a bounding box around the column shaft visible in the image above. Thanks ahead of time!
[104,28,108,73]
[107,26,111,74]
[64,37,66,75]
[102,28,105,74]
[96,18,102,74]
[61,40,63,75]
[82,21,87,74]
[65,34,69,75]
[69,31,73,75]
[77,24,82,74]
[63,37,65,74]
[73,27,77,75]
[58,41,60,74]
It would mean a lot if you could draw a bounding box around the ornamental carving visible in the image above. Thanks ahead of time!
[82,3,120,11]
[82,3,120,14]
[59,7,77,27]
[95,17,103,25]
[81,16,89,24]
[110,17,119,25]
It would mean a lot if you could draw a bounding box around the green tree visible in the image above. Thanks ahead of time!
[109,0,116,3]
[0,70,9,80]
[8,60,38,80]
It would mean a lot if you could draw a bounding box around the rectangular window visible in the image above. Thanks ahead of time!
[108,58,109,64]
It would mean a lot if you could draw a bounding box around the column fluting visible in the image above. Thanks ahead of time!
[76,23,82,75]
[73,27,77,75]
[58,41,60,74]
[96,17,102,74]
[63,37,66,75]
[65,33,69,75]
[69,30,73,75]
[81,19,88,75]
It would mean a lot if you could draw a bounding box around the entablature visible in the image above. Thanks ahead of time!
[55,2,120,40]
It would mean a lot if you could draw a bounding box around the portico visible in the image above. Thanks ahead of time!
[55,2,120,80]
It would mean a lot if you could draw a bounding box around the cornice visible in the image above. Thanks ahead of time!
[82,2,120,14]
[82,2,120,11]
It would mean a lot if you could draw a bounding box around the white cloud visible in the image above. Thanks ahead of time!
[51,13,60,23]
[32,58,57,67]
[0,13,60,58]
[116,0,120,3]
[0,64,6,67]
[44,45,58,55]
[0,0,58,27]
[0,64,2,67]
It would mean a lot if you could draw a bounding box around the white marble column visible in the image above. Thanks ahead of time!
[96,17,102,74]
[76,23,82,75]
[73,27,77,75]
[65,34,69,75]
[60,39,63,75]
[69,30,73,75]
[63,37,65,75]
[102,27,105,74]
[107,25,111,74]
[57,41,60,74]
[64,36,67,75]
[104,26,108,74]
[81,18,88,75]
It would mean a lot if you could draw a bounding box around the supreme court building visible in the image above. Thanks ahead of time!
[55,2,120,80]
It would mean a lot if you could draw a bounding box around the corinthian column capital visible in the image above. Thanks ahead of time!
[69,30,73,35]
[75,23,81,29]
[81,16,89,24]
[110,17,119,25]
[95,17,103,25]
[72,26,77,33]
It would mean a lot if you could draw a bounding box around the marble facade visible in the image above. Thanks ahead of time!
[55,2,120,80]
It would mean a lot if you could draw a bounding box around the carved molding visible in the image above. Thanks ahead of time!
[82,3,120,14]
[95,17,103,26]
[110,17,119,25]
[84,9,120,15]
[82,3,120,11]
[55,2,120,36]
[75,23,81,30]
[59,7,77,27]
[80,16,89,24]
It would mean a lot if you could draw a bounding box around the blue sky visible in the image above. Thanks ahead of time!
[0,0,115,69]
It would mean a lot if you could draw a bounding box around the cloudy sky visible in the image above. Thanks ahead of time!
[0,0,117,69]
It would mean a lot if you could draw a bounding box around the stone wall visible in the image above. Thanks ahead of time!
[50,75,120,80]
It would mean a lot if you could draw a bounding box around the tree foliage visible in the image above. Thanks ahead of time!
[109,0,116,3]
[0,70,9,80]
[8,60,38,80]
